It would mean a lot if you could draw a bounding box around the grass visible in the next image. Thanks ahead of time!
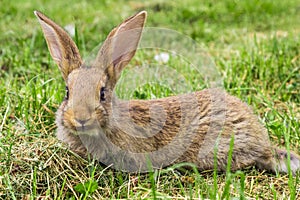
[1,0,300,199]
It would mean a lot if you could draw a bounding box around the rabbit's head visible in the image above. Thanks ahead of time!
[35,11,147,133]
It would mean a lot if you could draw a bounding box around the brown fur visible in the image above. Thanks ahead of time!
[35,10,300,174]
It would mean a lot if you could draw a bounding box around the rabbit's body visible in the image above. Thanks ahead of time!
[56,86,284,172]
[35,10,300,174]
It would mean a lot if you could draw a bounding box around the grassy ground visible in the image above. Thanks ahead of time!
[1,0,300,199]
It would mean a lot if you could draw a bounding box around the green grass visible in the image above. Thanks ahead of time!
[1,0,300,199]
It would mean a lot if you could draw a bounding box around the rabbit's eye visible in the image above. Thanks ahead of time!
[100,87,106,101]
[65,86,69,100]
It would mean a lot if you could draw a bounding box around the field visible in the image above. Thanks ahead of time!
[1,0,300,199]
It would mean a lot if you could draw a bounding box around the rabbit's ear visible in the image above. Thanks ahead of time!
[96,11,147,87]
[34,11,82,81]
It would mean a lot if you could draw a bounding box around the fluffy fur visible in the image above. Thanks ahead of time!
[35,10,300,174]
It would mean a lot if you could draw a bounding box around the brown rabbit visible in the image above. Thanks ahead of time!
[34,10,300,174]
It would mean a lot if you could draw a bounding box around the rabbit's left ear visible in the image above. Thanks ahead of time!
[96,11,147,87]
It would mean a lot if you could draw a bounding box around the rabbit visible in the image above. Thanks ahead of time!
[34,10,300,174]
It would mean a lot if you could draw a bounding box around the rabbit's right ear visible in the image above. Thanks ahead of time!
[34,11,82,81]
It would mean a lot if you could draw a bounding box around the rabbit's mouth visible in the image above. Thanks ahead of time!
[70,126,102,140]
[74,124,99,133]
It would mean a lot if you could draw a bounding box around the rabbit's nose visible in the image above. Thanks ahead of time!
[75,118,90,126]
